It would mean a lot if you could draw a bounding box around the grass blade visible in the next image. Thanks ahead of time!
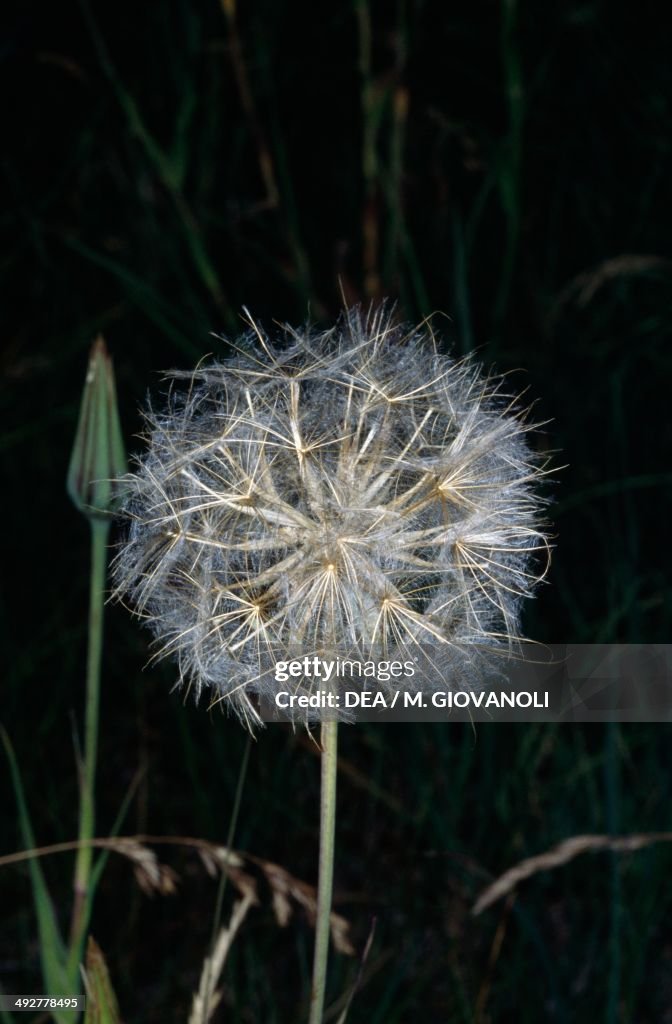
[1,728,75,1022]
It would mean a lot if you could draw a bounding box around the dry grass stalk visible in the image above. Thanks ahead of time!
[472,831,672,915]
[188,891,257,1024]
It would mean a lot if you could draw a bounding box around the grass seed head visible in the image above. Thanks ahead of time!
[113,306,551,727]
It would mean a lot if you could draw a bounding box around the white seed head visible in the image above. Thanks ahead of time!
[114,306,551,728]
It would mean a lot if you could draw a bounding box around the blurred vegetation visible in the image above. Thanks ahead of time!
[1,1,671,1021]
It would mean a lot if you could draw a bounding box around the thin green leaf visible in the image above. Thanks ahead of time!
[0,728,76,1023]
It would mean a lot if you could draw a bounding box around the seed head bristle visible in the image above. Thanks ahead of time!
[113,306,552,727]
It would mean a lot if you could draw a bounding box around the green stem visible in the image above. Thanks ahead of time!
[309,720,339,1024]
[68,517,109,972]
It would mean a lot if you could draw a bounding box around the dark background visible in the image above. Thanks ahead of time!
[2,1,672,1021]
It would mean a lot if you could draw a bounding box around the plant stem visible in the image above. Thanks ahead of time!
[308,720,339,1024]
[495,0,523,327]
[68,517,109,971]
[202,734,252,1024]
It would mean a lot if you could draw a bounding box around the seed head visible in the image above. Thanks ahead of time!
[114,307,551,728]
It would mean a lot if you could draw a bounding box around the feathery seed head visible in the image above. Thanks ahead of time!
[114,307,551,727]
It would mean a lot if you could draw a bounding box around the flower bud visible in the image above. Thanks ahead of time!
[67,336,127,521]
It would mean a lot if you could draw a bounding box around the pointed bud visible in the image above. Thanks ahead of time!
[67,336,128,521]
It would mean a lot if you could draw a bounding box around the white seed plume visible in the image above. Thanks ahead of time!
[114,306,550,727]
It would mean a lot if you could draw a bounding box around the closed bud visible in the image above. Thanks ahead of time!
[67,336,127,521]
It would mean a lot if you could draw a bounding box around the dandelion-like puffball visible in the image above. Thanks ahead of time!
[114,307,550,726]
